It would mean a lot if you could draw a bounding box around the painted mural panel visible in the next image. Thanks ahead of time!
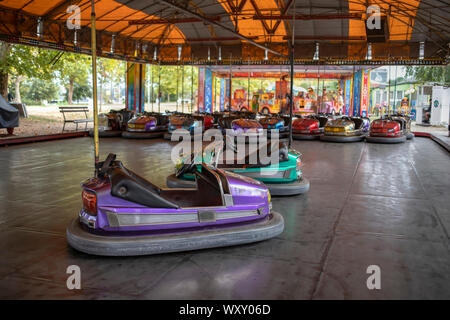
[127,63,136,111]
[204,68,213,113]
[360,70,370,117]
[352,70,362,116]
[220,78,225,111]
[197,67,205,112]
[126,63,145,113]
[345,78,352,115]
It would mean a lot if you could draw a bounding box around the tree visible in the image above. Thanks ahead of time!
[71,83,92,102]
[20,78,59,105]
[97,57,124,109]
[148,65,198,103]
[0,42,11,97]
[0,42,54,102]
[54,52,91,105]
[405,65,450,85]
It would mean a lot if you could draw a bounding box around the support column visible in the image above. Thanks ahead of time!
[150,64,154,112]
[181,66,184,113]
[219,78,226,111]
[221,78,231,111]
[126,62,145,113]
[344,77,353,116]
[197,67,214,113]
[351,69,370,117]
[176,65,179,112]
[191,65,194,113]
[158,63,161,113]
[197,67,205,112]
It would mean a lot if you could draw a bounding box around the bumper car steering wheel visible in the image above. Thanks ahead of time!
[175,153,197,178]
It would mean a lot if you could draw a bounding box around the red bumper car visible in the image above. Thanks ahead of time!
[366,118,407,143]
[292,115,328,140]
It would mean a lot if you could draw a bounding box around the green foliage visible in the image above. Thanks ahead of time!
[70,83,92,102]
[405,65,450,85]
[20,78,59,105]
[98,57,125,85]
[149,65,198,102]
[0,43,55,80]
[53,52,91,87]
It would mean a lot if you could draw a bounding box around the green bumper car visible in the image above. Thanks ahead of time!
[166,141,310,196]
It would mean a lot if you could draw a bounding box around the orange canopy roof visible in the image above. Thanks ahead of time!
[0,0,447,64]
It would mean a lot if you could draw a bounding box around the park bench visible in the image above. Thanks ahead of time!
[59,106,93,132]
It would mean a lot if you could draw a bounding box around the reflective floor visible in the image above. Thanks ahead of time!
[0,136,449,299]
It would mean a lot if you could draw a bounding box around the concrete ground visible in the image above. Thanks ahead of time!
[0,136,449,299]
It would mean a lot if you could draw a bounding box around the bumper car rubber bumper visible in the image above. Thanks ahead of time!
[66,212,284,256]
[406,132,414,140]
[320,134,365,143]
[265,177,310,196]
[292,133,320,140]
[366,135,407,144]
[227,134,289,144]
[122,131,165,139]
[266,130,289,139]
[89,129,122,138]
[167,174,309,196]
[164,132,203,141]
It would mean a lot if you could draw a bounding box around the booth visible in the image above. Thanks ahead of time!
[416,85,450,126]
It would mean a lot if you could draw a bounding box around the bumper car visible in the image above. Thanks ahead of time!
[320,116,370,142]
[292,115,329,140]
[218,113,266,138]
[259,115,289,139]
[366,113,413,143]
[163,114,213,140]
[89,109,134,137]
[145,112,170,130]
[167,140,310,196]
[235,110,257,120]
[122,113,167,139]
[196,113,214,131]
[66,153,284,256]
[211,112,224,128]
[227,118,265,144]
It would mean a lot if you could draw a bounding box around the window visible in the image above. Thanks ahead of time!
[383,91,388,103]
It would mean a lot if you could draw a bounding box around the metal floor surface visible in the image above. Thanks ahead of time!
[0,136,449,299]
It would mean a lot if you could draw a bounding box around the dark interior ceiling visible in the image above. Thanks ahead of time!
[0,0,448,65]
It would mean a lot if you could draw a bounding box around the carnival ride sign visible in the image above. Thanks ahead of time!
[360,70,370,117]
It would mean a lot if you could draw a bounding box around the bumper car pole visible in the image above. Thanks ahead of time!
[90,0,100,177]
[288,2,295,149]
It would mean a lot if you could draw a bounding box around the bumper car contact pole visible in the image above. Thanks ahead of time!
[288,0,296,148]
[90,0,100,176]
[229,54,232,114]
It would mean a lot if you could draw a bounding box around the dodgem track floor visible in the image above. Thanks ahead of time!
[0,137,449,299]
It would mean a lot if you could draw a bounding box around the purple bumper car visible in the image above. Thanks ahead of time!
[67,154,284,256]
[231,119,263,136]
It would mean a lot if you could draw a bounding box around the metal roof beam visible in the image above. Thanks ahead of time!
[187,36,258,43]
[129,17,221,25]
[255,13,362,20]
[42,0,85,20]
[155,0,286,57]
[284,35,366,41]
